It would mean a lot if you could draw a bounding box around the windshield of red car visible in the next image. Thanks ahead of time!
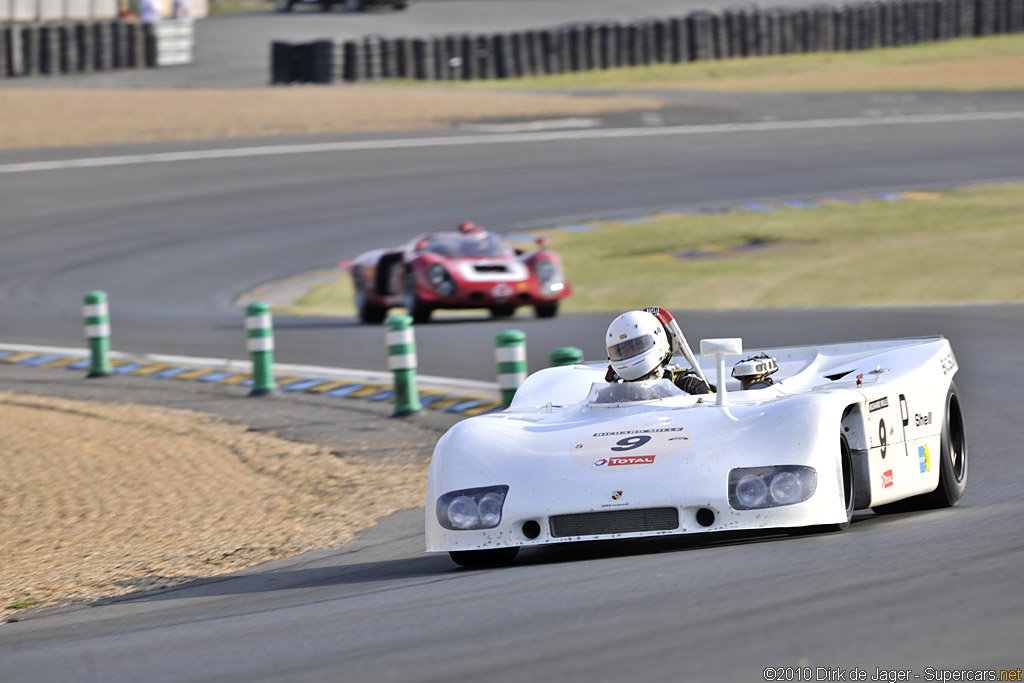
[417,232,514,258]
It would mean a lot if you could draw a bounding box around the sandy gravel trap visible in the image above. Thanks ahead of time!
[0,391,433,616]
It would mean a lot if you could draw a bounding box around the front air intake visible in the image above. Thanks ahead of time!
[549,508,679,538]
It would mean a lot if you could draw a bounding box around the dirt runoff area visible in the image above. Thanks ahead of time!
[0,390,433,616]
[0,87,664,150]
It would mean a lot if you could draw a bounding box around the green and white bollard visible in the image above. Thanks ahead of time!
[386,314,422,417]
[549,346,583,367]
[495,329,527,409]
[246,302,276,396]
[83,290,112,378]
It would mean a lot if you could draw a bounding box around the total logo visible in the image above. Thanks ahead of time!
[881,469,894,488]
[593,455,656,468]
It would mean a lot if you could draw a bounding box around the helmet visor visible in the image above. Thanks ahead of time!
[608,334,655,362]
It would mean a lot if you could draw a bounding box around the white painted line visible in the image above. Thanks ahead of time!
[2,111,1022,175]
[458,117,601,133]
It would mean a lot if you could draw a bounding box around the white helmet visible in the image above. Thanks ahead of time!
[606,310,671,381]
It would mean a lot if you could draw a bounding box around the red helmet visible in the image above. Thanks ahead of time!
[458,221,482,233]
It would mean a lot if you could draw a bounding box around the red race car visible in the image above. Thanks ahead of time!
[349,222,572,324]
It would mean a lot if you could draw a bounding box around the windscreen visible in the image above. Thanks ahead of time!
[584,379,684,406]
[418,232,514,258]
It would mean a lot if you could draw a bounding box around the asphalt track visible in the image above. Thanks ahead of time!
[1,95,1024,380]
[0,303,1022,683]
[1,92,1023,679]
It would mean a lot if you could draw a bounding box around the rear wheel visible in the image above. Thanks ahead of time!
[449,547,519,568]
[354,270,386,324]
[534,302,558,318]
[873,382,967,514]
[490,304,516,318]
[403,272,432,324]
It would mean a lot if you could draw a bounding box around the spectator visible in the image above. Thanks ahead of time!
[140,0,162,23]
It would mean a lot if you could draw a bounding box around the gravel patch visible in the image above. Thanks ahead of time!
[0,386,445,616]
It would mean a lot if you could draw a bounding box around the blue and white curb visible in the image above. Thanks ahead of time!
[0,343,503,417]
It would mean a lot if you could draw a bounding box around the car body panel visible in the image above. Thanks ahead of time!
[426,336,956,552]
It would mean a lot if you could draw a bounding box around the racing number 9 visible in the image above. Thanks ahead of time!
[879,418,887,459]
[611,435,651,452]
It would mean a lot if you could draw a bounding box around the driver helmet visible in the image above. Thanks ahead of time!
[606,310,671,381]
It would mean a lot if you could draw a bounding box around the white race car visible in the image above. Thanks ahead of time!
[425,336,967,566]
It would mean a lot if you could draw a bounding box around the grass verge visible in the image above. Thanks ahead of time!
[285,183,1024,317]
[408,35,1024,92]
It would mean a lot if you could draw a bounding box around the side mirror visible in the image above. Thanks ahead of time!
[700,338,742,406]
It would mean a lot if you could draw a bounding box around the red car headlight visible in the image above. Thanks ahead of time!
[534,259,564,296]
[427,264,457,298]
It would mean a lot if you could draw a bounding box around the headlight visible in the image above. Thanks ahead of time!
[735,474,768,509]
[428,264,446,286]
[426,264,457,298]
[436,485,509,530]
[534,259,563,296]
[728,466,816,510]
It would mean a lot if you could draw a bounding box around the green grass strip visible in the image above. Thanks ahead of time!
[285,183,1024,317]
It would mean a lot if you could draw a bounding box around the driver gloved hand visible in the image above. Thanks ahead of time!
[674,371,712,395]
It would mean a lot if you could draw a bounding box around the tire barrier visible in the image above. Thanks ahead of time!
[386,315,422,417]
[495,330,527,409]
[270,0,1024,84]
[0,19,185,78]
[83,290,112,378]
[245,301,277,397]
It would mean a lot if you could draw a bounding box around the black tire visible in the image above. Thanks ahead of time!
[873,381,967,514]
[354,270,387,324]
[490,304,516,318]
[403,272,432,324]
[321,0,334,10]
[449,547,519,567]
[829,432,856,531]
[534,302,558,318]
[392,0,408,8]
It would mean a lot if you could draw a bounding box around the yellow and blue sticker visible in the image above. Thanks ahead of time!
[919,444,931,473]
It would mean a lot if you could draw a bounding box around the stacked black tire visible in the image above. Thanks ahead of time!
[272,0,1024,84]
[1,20,156,78]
